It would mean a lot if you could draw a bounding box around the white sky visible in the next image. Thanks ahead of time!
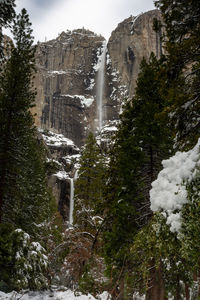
[6,0,156,43]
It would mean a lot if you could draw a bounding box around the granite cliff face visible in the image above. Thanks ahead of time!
[107,9,162,97]
[33,9,162,148]
[33,28,105,147]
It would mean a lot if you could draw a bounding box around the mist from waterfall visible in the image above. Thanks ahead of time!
[96,42,107,131]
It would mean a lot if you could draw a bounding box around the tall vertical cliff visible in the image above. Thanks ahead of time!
[33,9,162,147]
[106,9,162,98]
[33,28,105,147]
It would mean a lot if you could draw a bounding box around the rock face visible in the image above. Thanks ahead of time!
[39,129,80,221]
[33,9,162,148]
[106,9,162,98]
[33,28,105,147]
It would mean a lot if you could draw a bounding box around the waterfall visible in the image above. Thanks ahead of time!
[69,178,74,225]
[96,42,107,131]
[69,170,78,226]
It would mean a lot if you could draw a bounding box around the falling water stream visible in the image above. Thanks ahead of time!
[69,178,74,225]
[68,43,107,225]
[96,42,107,131]
[69,170,78,226]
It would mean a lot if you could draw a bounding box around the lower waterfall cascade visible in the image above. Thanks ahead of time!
[69,178,74,225]
[69,170,78,226]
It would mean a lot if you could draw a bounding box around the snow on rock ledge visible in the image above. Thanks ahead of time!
[54,171,70,180]
[39,129,75,147]
[150,138,200,233]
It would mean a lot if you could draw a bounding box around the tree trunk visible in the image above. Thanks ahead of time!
[146,261,166,300]
[0,191,2,223]
[185,284,190,300]
[175,276,180,300]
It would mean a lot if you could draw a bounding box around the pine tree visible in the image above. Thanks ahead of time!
[0,9,53,235]
[0,0,15,27]
[154,0,200,150]
[0,224,49,291]
[103,54,172,298]
[0,0,15,57]
[70,132,107,292]
[74,132,106,231]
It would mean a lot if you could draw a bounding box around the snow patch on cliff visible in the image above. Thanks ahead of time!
[39,129,75,147]
[48,70,67,75]
[61,94,94,107]
[93,41,107,72]
[130,13,143,34]
[54,171,70,180]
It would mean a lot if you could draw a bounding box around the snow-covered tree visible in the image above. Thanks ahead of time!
[0,225,48,291]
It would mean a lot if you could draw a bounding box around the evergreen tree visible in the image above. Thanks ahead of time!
[71,132,107,293]
[74,132,106,232]
[130,143,200,299]
[103,54,172,298]
[0,224,49,291]
[0,9,53,235]
[154,0,200,150]
[0,0,15,57]
[0,0,15,28]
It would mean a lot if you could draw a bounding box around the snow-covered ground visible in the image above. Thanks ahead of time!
[0,290,110,300]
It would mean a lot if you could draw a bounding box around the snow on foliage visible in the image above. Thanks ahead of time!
[150,138,200,232]
[8,229,48,290]
[96,120,119,145]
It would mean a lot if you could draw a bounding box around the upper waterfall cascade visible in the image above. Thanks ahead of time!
[96,42,107,131]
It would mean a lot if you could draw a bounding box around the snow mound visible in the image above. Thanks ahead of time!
[150,138,200,232]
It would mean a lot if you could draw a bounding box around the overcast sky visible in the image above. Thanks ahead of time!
[8,0,156,42]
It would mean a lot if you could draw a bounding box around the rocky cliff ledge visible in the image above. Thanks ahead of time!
[39,129,80,221]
